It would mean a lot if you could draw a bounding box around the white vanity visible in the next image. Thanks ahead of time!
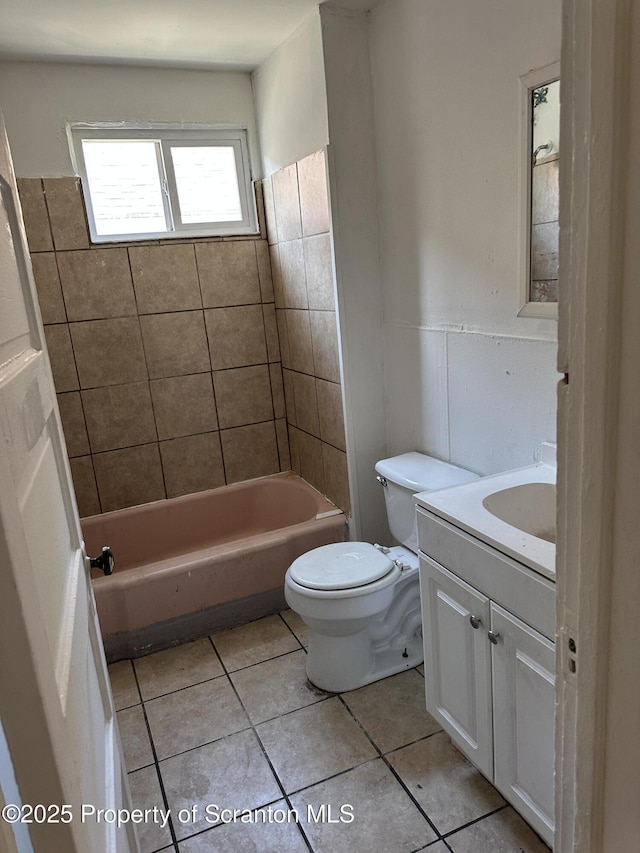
[415,448,556,848]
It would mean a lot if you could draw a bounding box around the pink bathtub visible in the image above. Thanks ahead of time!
[83,472,347,659]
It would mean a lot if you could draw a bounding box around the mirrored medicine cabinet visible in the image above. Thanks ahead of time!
[518,62,560,318]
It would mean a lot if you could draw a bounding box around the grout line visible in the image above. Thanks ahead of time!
[129,665,180,849]
[336,694,443,841]
[440,803,511,841]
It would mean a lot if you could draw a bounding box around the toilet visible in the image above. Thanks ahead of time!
[284,453,478,692]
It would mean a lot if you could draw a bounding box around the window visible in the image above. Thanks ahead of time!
[69,125,257,243]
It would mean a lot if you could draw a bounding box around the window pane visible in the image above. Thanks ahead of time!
[170,146,243,223]
[82,140,167,235]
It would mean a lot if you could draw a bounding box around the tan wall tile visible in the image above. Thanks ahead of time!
[44,324,79,392]
[272,164,302,243]
[213,365,273,429]
[304,234,335,311]
[310,310,341,383]
[269,364,286,419]
[262,304,281,362]
[278,239,308,309]
[220,422,280,484]
[292,372,320,437]
[298,150,330,237]
[69,456,101,517]
[160,432,225,498]
[31,253,66,323]
[43,177,89,250]
[71,317,147,388]
[204,305,267,370]
[286,310,314,374]
[129,244,201,314]
[140,311,210,379]
[322,443,350,513]
[316,379,346,451]
[297,430,324,494]
[270,245,285,309]
[57,248,136,321]
[57,392,89,457]
[288,425,301,475]
[282,369,296,425]
[276,309,290,368]
[82,381,157,453]
[150,373,218,440]
[255,241,274,303]
[196,242,261,308]
[275,418,291,470]
[93,443,165,512]
[17,178,53,252]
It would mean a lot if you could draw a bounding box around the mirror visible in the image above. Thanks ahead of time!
[518,62,560,318]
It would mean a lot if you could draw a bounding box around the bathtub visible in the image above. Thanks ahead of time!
[83,472,347,660]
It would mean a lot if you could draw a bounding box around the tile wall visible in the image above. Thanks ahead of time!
[18,177,290,516]
[262,150,350,514]
[530,154,559,302]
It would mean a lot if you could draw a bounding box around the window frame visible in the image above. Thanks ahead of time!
[69,123,258,244]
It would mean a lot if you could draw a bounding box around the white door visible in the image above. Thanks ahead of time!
[419,556,493,778]
[0,112,137,852]
[491,602,555,847]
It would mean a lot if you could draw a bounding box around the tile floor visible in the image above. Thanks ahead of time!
[109,611,551,853]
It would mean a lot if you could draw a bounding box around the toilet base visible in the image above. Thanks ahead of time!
[304,587,423,693]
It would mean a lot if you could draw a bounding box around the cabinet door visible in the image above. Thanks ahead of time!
[490,602,555,847]
[420,556,493,778]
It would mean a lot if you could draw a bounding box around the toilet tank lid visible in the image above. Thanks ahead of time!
[375,453,479,492]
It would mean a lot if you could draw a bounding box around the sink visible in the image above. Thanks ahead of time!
[414,451,556,579]
[482,483,556,544]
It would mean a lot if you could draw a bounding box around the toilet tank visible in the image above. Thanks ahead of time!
[375,453,479,553]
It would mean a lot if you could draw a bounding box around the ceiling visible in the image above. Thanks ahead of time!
[0,0,378,72]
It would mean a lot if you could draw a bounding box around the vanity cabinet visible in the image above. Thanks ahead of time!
[418,508,555,847]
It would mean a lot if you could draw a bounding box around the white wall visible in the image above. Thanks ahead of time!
[0,61,260,178]
[252,11,329,177]
[370,0,562,475]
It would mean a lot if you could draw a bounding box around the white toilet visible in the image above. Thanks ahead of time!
[285,452,478,692]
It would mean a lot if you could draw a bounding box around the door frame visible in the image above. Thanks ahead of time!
[557,0,640,849]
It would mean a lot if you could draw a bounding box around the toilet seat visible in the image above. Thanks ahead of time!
[289,542,394,591]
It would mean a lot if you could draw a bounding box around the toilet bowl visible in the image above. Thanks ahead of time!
[284,453,478,692]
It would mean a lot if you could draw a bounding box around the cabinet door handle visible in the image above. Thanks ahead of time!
[488,630,500,645]
[469,615,482,629]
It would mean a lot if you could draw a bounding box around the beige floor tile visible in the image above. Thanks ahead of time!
[230,650,326,724]
[257,697,377,793]
[127,765,172,853]
[109,660,140,710]
[290,758,437,853]
[177,800,308,852]
[341,670,441,754]
[145,677,249,760]
[212,614,301,671]
[134,639,224,701]
[416,664,424,676]
[117,705,154,772]
[387,731,505,835]
[280,609,310,647]
[160,729,281,841]
[446,806,550,852]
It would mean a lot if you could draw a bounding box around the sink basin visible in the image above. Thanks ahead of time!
[414,454,556,579]
[482,483,556,544]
